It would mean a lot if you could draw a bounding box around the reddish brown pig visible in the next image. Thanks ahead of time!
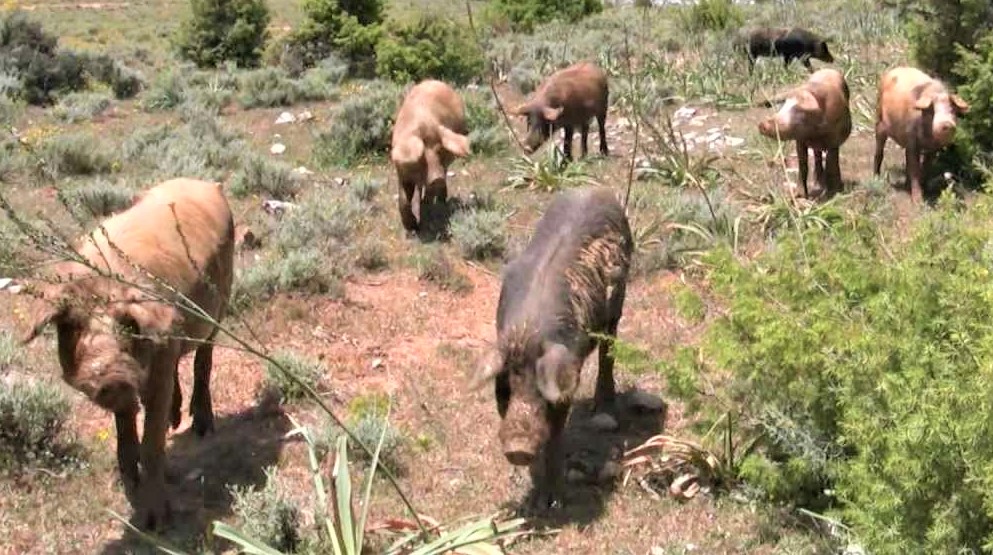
[391,80,471,232]
[24,178,234,529]
[511,62,609,161]
[873,67,969,203]
[758,68,852,197]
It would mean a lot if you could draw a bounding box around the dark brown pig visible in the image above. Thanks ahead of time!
[510,62,609,160]
[735,27,834,73]
[758,68,852,197]
[873,67,969,203]
[472,187,632,510]
[23,178,234,529]
[391,79,471,232]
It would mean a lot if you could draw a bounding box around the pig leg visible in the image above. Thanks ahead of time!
[397,180,418,231]
[826,148,842,195]
[802,57,813,72]
[907,146,924,203]
[873,125,887,176]
[813,149,825,194]
[594,323,620,416]
[561,125,574,161]
[170,372,181,430]
[597,112,609,156]
[115,409,140,489]
[191,341,215,437]
[136,353,178,530]
[796,141,810,198]
[580,122,590,158]
[531,405,569,511]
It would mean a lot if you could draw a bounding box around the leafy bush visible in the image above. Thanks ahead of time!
[375,16,484,85]
[38,134,115,178]
[175,0,270,68]
[52,91,111,123]
[312,81,398,167]
[232,248,341,311]
[290,0,384,72]
[463,89,508,156]
[0,12,85,105]
[409,246,472,293]
[61,180,137,220]
[229,467,302,552]
[263,350,326,403]
[79,53,144,99]
[681,0,743,32]
[236,68,300,107]
[139,68,191,111]
[348,176,383,203]
[672,193,993,553]
[230,154,301,199]
[449,208,507,260]
[273,190,366,253]
[0,378,77,473]
[492,0,603,33]
[123,112,243,180]
[909,0,991,82]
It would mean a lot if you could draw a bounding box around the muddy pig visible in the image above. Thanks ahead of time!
[758,68,852,197]
[472,187,632,510]
[511,62,609,160]
[873,66,969,203]
[391,79,471,232]
[736,27,834,73]
[23,178,234,529]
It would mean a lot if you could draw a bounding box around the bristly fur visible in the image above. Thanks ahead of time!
[565,230,630,335]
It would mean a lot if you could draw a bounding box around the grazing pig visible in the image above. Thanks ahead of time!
[758,68,852,197]
[736,27,834,73]
[873,67,969,203]
[473,187,632,510]
[391,79,471,232]
[510,62,609,161]
[23,178,234,529]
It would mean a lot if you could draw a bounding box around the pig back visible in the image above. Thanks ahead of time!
[807,69,852,147]
[535,63,609,125]
[76,178,235,343]
[497,187,632,354]
[394,80,467,138]
[877,67,937,148]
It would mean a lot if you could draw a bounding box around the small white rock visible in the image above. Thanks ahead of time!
[275,111,296,125]
[418,291,428,298]
[0,278,13,290]
[371,358,384,369]
[270,143,286,155]
[297,110,314,122]
[589,413,619,432]
[726,136,745,148]
[293,166,313,175]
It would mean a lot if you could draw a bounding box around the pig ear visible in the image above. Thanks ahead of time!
[509,103,529,117]
[914,92,935,111]
[535,342,580,404]
[468,349,505,391]
[439,126,471,158]
[391,135,424,166]
[122,295,178,340]
[541,106,564,122]
[951,94,970,114]
[795,91,820,112]
[23,303,63,344]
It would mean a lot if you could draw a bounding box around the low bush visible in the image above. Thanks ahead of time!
[52,91,112,123]
[669,193,993,553]
[680,0,743,32]
[0,378,77,473]
[123,112,244,180]
[139,68,191,111]
[230,154,301,199]
[409,246,472,293]
[79,53,144,99]
[375,16,483,85]
[232,247,342,311]
[263,350,326,403]
[272,190,366,253]
[354,239,388,271]
[449,208,507,260]
[348,176,383,203]
[61,181,137,220]
[38,134,115,178]
[175,0,270,68]
[463,89,508,156]
[229,467,302,552]
[0,13,84,105]
[312,81,398,167]
[492,0,603,33]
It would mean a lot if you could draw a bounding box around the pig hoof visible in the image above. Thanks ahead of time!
[137,500,173,531]
[589,412,619,432]
[192,412,214,437]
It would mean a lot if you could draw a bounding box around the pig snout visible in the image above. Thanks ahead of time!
[498,397,550,467]
[933,118,957,144]
[76,355,142,412]
[94,380,139,413]
[758,118,785,139]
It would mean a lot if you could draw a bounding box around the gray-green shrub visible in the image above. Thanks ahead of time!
[450,208,507,260]
[0,379,77,473]
[312,80,398,167]
[231,248,341,311]
[492,0,603,33]
[229,467,301,553]
[61,181,137,220]
[409,246,472,293]
[230,154,301,199]
[263,350,326,403]
[38,134,115,178]
[53,91,111,123]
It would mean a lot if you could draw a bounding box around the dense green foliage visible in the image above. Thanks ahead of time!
[672,193,993,553]
[681,0,743,32]
[491,0,603,33]
[290,0,384,72]
[175,0,271,68]
[375,16,483,85]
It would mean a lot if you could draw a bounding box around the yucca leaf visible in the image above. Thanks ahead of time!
[212,522,286,555]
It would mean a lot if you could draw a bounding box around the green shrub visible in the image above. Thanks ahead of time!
[681,0,743,32]
[273,190,366,253]
[348,176,383,203]
[463,89,508,156]
[0,331,21,372]
[409,246,472,293]
[38,134,115,178]
[52,91,111,123]
[139,68,190,111]
[354,239,388,271]
[175,0,270,68]
[230,154,301,199]
[79,53,144,99]
[375,16,483,85]
[124,112,244,180]
[232,248,342,311]
[290,0,384,72]
[0,379,77,473]
[0,13,86,105]
[449,208,507,260]
[312,81,398,167]
[61,181,137,220]
[492,0,603,33]
[673,193,993,553]
[263,350,326,403]
[909,0,991,82]
[229,467,301,552]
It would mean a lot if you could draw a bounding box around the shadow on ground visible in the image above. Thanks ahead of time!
[100,404,293,554]
[517,388,666,529]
